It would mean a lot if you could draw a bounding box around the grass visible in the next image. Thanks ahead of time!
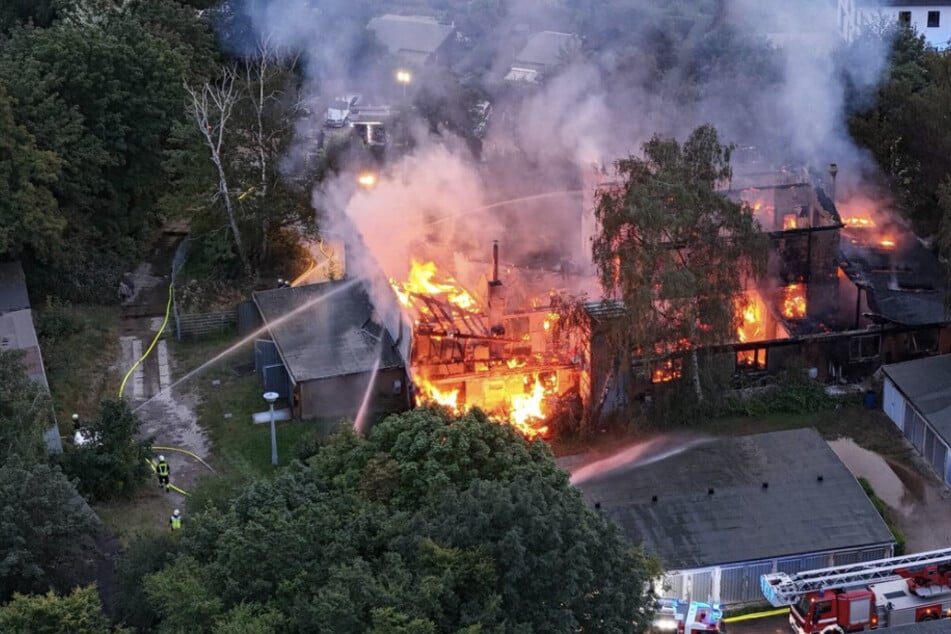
[170,335,340,476]
[93,486,169,546]
[36,302,122,436]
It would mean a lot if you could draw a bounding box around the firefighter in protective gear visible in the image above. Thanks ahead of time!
[170,509,182,531]
[156,455,170,493]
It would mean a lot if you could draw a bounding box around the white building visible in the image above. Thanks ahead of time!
[858,0,951,48]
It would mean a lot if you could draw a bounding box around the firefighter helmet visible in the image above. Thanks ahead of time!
[159,455,166,462]
[71,413,79,422]
[173,509,180,517]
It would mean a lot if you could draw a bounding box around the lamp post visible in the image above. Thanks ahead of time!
[263,391,279,466]
[395,69,412,100]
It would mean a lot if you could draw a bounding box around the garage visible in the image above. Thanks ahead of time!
[574,428,895,605]
[882,354,951,486]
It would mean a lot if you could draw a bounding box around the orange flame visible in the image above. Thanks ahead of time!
[783,214,798,230]
[842,216,875,228]
[391,259,478,312]
[781,284,806,319]
[652,358,682,383]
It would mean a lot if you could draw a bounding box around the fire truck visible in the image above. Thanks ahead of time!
[651,597,725,633]
[760,547,951,632]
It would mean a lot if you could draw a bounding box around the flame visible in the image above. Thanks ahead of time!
[391,259,478,312]
[843,216,875,228]
[652,358,682,383]
[510,378,548,438]
[417,379,461,412]
[781,284,807,320]
[783,214,798,230]
[879,236,896,249]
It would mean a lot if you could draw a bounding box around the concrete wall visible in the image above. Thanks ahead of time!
[883,376,951,485]
[300,367,408,420]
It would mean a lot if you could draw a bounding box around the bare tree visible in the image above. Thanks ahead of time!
[242,36,303,261]
[184,66,251,276]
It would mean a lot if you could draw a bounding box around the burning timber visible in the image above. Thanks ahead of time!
[392,243,579,438]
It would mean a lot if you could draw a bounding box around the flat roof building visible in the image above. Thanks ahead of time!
[574,428,894,604]
[367,14,454,66]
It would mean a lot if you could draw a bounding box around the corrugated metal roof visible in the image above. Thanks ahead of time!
[513,31,580,68]
[574,428,894,569]
[882,354,951,446]
[253,280,405,383]
[0,261,30,313]
[367,14,453,56]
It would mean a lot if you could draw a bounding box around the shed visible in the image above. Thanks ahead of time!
[505,31,581,82]
[574,428,894,605]
[252,280,409,420]
[882,354,951,485]
[0,261,62,452]
[367,14,454,66]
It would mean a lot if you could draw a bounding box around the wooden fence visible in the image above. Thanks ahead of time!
[176,310,237,340]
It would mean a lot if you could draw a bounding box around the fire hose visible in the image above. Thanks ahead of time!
[118,281,173,399]
[721,607,787,623]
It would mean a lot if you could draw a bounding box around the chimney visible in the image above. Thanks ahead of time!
[491,240,500,286]
[828,163,838,205]
[487,241,505,336]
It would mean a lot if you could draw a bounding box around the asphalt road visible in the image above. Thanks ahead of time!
[725,614,789,633]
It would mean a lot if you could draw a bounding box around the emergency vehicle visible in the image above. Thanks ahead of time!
[760,547,951,632]
[651,597,725,633]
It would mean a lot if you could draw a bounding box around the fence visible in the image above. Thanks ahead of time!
[176,310,237,340]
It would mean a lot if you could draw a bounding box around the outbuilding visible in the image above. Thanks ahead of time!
[252,280,410,420]
[574,428,895,605]
[882,354,951,486]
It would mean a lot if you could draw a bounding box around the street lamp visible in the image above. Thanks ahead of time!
[395,69,412,99]
[263,391,279,466]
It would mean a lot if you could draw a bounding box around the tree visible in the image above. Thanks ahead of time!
[0,349,53,465]
[0,84,63,261]
[592,125,767,402]
[59,399,152,502]
[138,408,658,632]
[0,459,98,600]
[0,585,110,634]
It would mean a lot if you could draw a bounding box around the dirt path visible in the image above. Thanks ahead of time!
[119,231,213,506]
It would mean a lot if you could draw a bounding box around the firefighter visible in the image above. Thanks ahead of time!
[156,455,170,493]
[72,413,91,446]
[169,509,182,531]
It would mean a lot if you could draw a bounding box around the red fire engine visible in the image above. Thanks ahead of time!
[761,547,951,632]
[652,598,725,633]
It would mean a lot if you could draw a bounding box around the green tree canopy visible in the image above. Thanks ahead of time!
[59,399,152,502]
[136,408,657,632]
[0,349,53,465]
[0,585,109,634]
[592,125,768,402]
[0,459,98,600]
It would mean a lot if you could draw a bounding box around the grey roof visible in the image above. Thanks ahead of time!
[253,280,404,383]
[882,354,951,446]
[574,428,894,569]
[367,14,452,56]
[0,309,48,387]
[513,31,580,68]
[0,261,30,313]
[839,226,948,327]
[858,1,951,7]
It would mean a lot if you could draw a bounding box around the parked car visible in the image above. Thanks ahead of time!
[324,93,362,128]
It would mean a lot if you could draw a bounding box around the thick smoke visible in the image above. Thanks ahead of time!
[223,0,896,298]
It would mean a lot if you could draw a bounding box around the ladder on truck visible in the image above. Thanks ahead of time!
[761,546,951,607]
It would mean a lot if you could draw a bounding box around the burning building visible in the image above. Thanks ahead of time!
[391,242,582,438]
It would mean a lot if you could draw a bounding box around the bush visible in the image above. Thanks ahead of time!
[58,400,153,502]
[114,532,183,631]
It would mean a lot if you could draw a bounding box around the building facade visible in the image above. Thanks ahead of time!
[858,1,951,48]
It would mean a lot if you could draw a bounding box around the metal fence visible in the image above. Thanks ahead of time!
[176,310,237,340]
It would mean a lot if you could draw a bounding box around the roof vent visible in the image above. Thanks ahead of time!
[594,501,601,510]
[762,482,769,489]
[651,495,658,503]
[817,475,824,483]
[707,488,715,496]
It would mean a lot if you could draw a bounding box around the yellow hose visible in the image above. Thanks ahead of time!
[722,608,788,623]
[118,282,173,398]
